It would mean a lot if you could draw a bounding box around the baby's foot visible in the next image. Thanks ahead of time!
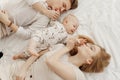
[13,52,29,60]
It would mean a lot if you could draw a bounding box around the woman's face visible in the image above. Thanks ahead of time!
[77,43,101,59]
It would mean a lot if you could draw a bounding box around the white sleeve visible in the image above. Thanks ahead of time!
[31,30,44,45]
[70,64,86,80]
[25,0,41,5]
[15,15,49,40]
[15,27,32,40]
[74,68,86,80]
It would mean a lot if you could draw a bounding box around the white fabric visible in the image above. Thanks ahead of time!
[25,0,44,6]
[73,0,120,80]
[31,21,68,52]
[3,0,49,39]
[0,44,85,80]
[25,44,85,80]
[1,0,120,80]
[15,13,49,39]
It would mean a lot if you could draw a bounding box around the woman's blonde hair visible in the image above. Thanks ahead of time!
[80,46,111,73]
[69,35,111,73]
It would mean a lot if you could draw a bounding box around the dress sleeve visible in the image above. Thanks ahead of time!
[15,27,32,40]
[70,64,86,80]
[74,67,86,80]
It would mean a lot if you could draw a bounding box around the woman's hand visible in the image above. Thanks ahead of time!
[66,37,76,50]
[45,10,60,20]
[16,70,26,80]
[0,10,10,26]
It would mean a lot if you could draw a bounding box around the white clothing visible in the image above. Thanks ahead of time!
[31,21,68,52]
[9,44,85,80]
[3,0,50,39]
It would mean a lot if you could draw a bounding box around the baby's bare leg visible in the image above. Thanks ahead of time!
[13,52,30,60]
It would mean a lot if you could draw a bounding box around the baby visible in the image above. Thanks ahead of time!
[13,14,80,59]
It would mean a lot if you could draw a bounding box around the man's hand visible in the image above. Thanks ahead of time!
[16,70,26,80]
[0,10,10,26]
[45,10,60,20]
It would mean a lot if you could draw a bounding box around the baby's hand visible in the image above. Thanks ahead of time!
[45,10,60,20]
[76,38,88,46]
[77,38,88,45]
[66,37,76,50]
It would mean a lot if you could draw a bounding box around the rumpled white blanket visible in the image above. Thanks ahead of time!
[0,0,120,80]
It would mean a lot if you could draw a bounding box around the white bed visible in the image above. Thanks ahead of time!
[0,0,120,80]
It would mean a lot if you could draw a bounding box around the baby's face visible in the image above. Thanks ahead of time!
[63,14,79,34]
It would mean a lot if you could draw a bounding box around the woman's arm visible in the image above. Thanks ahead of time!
[46,38,77,80]
[16,49,49,80]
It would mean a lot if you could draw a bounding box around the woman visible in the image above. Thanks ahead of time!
[15,35,111,80]
[0,0,78,39]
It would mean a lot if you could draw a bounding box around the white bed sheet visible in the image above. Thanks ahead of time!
[0,0,120,80]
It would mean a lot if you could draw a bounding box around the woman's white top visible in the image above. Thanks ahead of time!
[27,44,85,80]
[9,44,85,80]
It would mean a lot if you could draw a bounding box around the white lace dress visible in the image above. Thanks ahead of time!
[31,21,68,52]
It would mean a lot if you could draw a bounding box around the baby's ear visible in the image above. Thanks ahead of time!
[0,51,3,59]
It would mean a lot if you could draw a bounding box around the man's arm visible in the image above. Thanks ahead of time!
[32,2,60,20]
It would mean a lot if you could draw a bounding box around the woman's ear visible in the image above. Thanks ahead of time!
[86,58,93,64]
